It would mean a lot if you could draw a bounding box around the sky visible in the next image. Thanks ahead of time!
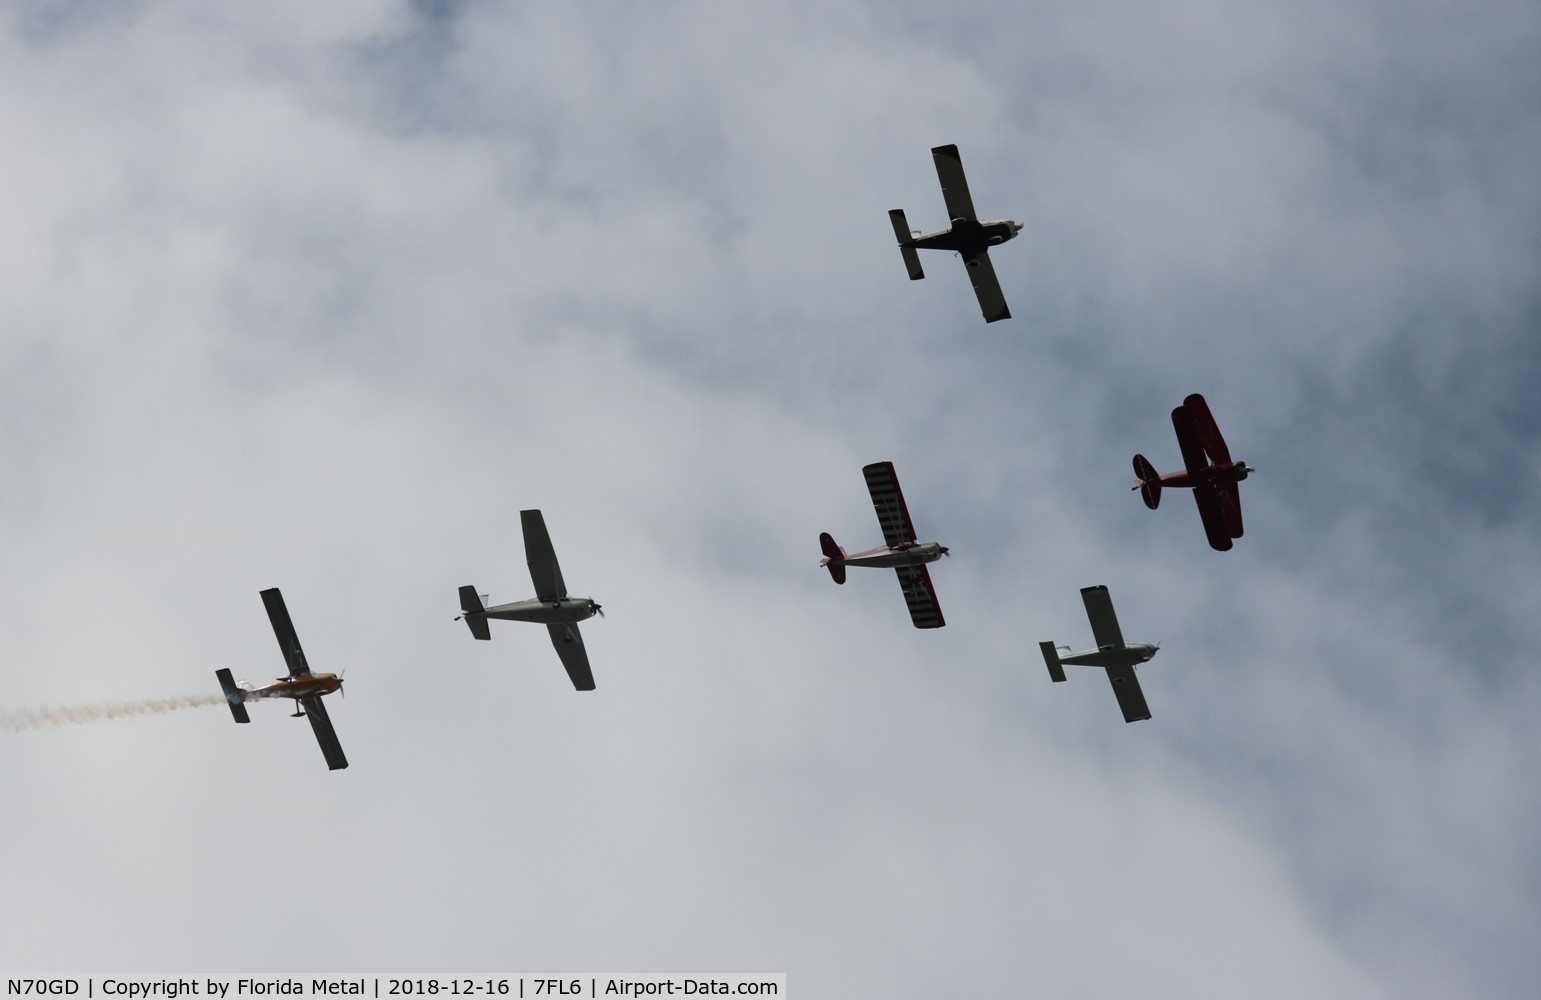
[2,0,1538,995]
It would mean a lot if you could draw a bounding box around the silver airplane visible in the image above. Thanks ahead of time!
[1040,586,1160,723]
[457,509,603,691]
[888,143,1023,323]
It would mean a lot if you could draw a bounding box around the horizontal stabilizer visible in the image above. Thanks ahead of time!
[888,210,924,280]
[1133,454,1161,509]
[1040,641,1067,683]
[215,668,250,723]
[819,532,846,585]
[458,585,492,640]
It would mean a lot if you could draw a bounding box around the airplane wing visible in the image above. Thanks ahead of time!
[962,251,1011,323]
[1171,404,1209,475]
[863,461,919,548]
[1080,585,1125,649]
[1192,487,1235,551]
[260,588,311,677]
[1216,481,1244,538]
[299,695,349,770]
[1104,663,1152,723]
[931,144,978,222]
[521,509,568,601]
[1182,393,1232,465]
[895,564,945,629]
[546,623,597,691]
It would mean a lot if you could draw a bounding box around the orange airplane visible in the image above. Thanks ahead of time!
[215,588,348,770]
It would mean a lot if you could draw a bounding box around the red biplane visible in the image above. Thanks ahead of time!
[1132,394,1254,551]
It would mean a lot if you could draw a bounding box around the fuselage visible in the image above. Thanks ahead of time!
[1149,461,1253,490]
[825,541,948,571]
[241,672,342,701]
[905,219,1022,254]
[479,596,601,625]
[1059,644,1159,669]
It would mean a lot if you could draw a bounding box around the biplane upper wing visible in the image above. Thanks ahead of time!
[1171,404,1209,476]
[260,587,311,677]
[963,250,1011,323]
[546,623,596,691]
[521,509,568,601]
[1104,663,1152,723]
[863,461,919,549]
[931,144,978,223]
[299,695,348,770]
[1192,488,1236,551]
[895,564,946,629]
[1080,585,1125,650]
[1182,393,1232,465]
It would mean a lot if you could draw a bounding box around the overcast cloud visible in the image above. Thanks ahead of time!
[2,1,1538,996]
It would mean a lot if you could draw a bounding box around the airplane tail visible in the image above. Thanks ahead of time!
[458,586,492,640]
[1039,641,1067,684]
[1132,454,1161,510]
[888,210,924,280]
[215,668,251,723]
[818,532,847,585]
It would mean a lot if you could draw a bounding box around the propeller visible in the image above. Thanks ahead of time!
[592,601,604,618]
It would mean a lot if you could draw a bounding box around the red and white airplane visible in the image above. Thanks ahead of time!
[215,588,348,771]
[1133,393,1255,551]
[820,461,948,629]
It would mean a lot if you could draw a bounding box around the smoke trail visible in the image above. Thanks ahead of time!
[0,694,227,734]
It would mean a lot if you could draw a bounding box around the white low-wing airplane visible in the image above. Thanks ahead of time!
[457,509,603,691]
[820,461,948,629]
[888,143,1023,323]
[1040,586,1160,723]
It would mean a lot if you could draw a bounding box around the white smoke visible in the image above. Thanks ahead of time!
[0,694,227,733]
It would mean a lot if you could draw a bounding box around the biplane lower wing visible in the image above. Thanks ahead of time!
[547,623,596,691]
[895,564,945,629]
[1216,481,1244,537]
[300,695,348,770]
[1183,393,1232,465]
[963,251,1010,324]
[1105,663,1152,723]
[1193,487,1235,551]
[1171,405,1209,476]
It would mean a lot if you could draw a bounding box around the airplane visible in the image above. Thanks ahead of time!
[1040,586,1160,723]
[888,143,1023,323]
[1132,392,1255,551]
[215,587,348,770]
[457,508,603,691]
[819,461,948,629]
